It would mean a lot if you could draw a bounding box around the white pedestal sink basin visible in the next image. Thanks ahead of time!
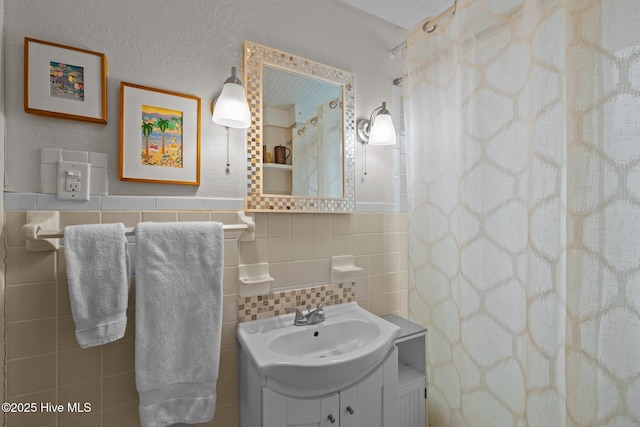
[237,302,401,393]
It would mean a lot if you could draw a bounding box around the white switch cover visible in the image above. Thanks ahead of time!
[57,160,90,201]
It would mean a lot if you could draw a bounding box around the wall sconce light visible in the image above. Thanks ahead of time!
[212,66,251,167]
[356,101,397,175]
[212,67,251,129]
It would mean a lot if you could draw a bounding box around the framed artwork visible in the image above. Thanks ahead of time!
[119,82,201,185]
[24,37,107,123]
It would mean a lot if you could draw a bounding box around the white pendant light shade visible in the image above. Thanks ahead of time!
[212,67,251,129]
[368,113,397,146]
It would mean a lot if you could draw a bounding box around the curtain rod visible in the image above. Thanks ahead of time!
[422,0,458,34]
[388,0,459,69]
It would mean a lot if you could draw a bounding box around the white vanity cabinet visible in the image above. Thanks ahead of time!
[241,346,399,427]
[381,314,429,427]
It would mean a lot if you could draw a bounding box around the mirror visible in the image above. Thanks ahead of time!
[243,41,356,212]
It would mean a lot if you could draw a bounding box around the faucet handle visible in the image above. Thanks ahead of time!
[285,307,307,326]
[316,301,329,311]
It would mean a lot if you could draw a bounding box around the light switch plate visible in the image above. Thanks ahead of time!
[57,160,90,201]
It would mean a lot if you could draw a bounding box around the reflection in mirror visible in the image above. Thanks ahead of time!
[243,41,356,212]
[262,65,343,198]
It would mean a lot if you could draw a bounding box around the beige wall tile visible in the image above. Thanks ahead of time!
[333,235,352,256]
[6,211,27,248]
[369,233,385,254]
[216,376,238,407]
[313,214,333,235]
[142,211,178,222]
[102,401,140,427]
[354,255,369,276]
[313,259,331,283]
[384,291,405,314]
[223,293,239,322]
[384,232,408,253]
[102,372,138,410]
[58,379,101,422]
[269,262,292,289]
[313,235,333,259]
[385,251,408,273]
[369,274,385,296]
[6,248,56,284]
[221,321,238,352]
[58,280,71,315]
[60,211,102,228]
[369,295,385,316]
[179,211,211,222]
[291,214,313,236]
[252,213,267,238]
[211,212,241,225]
[3,207,412,427]
[102,211,142,227]
[369,254,385,275]
[6,388,57,427]
[352,234,369,256]
[212,402,239,427]
[6,283,56,321]
[385,271,409,293]
[266,237,291,263]
[333,214,352,235]
[224,240,239,267]
[58,412,102,427]
[223,266,239,295]
[238,238,266,265]
[59,348,101,386]
[385,213,408,232]
[368,214,385,233]
[57,315,81,352]
[267,213,291,237]
[219,348,238,380]
[352,213,369,234]
[291,260,315,287]
[7,319,56,360]
[290,236,314,261]
[7,354,56,397]
[102,339,135,377]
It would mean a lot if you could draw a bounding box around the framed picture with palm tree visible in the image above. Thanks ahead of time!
[119,82,201,185]
[24,37,107,123]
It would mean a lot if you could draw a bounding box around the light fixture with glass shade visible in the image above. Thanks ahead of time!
[212,66,251,167]
[356,101,397,175]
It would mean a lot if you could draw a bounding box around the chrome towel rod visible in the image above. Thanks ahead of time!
[22,211,256,252]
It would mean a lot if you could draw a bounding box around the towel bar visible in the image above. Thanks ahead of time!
[23,210,256,251]
[35,223,249,239]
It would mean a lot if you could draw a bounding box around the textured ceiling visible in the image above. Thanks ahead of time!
[335,0,453,30]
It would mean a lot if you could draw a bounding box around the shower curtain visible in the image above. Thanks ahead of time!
[403,0,640,426]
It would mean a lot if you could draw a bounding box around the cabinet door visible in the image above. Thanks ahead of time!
[263,388,340,427]
[340,347,398,427]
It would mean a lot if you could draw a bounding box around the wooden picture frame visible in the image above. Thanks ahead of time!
[24,37,107,123]
[119,82,201,186]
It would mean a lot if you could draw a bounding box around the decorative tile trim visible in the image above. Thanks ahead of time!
[238,283,356,323]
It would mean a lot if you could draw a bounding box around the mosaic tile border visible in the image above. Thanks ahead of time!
[243,40,356,213]
[238,283,356,323]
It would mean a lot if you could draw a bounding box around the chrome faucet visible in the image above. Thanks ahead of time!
[285,301,328,326]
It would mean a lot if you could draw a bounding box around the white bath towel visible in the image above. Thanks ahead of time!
[135,222,224,427]
[64,223,130,349]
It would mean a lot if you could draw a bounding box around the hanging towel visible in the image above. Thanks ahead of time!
[64,223,130,349]
[135,222,224,427]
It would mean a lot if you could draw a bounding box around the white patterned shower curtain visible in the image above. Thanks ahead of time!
[403,0,640,426]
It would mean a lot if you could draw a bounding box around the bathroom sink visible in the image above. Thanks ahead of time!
[237,302,401,392]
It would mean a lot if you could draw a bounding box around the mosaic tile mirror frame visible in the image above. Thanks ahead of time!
[243,40,356,212]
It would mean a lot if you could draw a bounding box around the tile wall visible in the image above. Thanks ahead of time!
[3,210,408,427]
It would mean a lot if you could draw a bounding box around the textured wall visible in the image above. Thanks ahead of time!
[4,0,404,203]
